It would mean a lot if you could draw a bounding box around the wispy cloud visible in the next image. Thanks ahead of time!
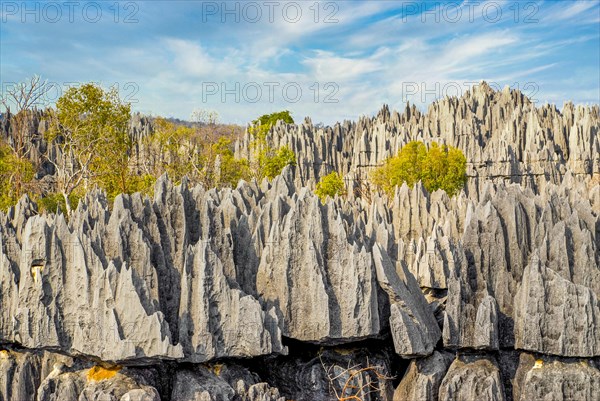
[0,0,598,124]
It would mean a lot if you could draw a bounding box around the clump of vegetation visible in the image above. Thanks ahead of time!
[371,141,467,197]
[46,83,135,214]
[249,111,297,180]
[250,110,294,141]
[211,137,251,187]
[0,140,35,210]
[258,145,296,179]
[0,77,300,213]
[36,192,80,215]
[315,171,346,202]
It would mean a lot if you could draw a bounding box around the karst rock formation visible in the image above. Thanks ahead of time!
[0,83,599,400]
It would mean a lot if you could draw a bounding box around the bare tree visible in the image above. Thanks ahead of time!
[0,76,50,200]
[320,354,394,401]
[0,75,50,159]
[190,109,220,185]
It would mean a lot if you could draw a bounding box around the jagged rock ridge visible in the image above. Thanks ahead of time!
[0,84,598,400]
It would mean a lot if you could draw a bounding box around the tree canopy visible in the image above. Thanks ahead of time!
[315,171,346,202]
[251,110,293,138]
[0,141,35,210]
[0,80,302,213]
[249,111,297,180]
[46,83,133,214]
[371,141,467,197]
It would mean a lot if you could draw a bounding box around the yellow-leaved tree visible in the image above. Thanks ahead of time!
[315,171,346,202]
[371,141,467,197]
[249,111,296,180]
[0,140,35,210]
[46,83,135,215]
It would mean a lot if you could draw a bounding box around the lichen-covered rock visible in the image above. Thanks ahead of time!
[38,365,161,401]
[514,257,600,357]
[0,348,161,401]
[514,353,600,401]
[393,351,453,401]
[439,354,506,401]
[171,365,284,401]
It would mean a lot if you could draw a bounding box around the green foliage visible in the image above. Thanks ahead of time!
[248,111,296,180]
[251,110,294,141]
[253,110,294,126]
[50,83,131,148]
[212,137,250,187]
[0,141,35,210]
[250,111,293,145]
[145,117,250,188]
[48,83,132,209]
[371,141,467,197]
[36,192,80,215]
[315,172,346,202]
[3,88,299,211]
[259,145,297,180]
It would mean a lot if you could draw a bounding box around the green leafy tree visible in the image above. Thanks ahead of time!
[0,140,35,210]
[371,141,466,197]
[260,145,296,179]
[36,192,80,215]
[46,83,132,214]
[249,111,296,180]
[250,110,294,141]
[143,116,250,188]
[212,137,250,187]
[315,171,346,202]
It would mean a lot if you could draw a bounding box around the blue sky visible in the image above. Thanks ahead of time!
[1,0,599,124]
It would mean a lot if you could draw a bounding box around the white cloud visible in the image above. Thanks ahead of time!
[544,0,599,22]
[302,49,385,82]
[163,38,239,78]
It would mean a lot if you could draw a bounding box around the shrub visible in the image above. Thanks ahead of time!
[36,192,80,215]
[315,172,346,202]
[251,110,294,140]
[247,111,297,180]
[371,141,467,197]
[212,137,250,187]
[260,145,296,179]
[0,141,35,210]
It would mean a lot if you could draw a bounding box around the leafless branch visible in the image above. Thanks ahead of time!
[319,353,394,401]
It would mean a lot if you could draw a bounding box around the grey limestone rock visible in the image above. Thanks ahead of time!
[514,353,600,401]
[171,364,284,401]
[514,257,600,357]
[373,243,441,357]
[393,350,453,401]
[0,84,598,399]
[438,354,506,401]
